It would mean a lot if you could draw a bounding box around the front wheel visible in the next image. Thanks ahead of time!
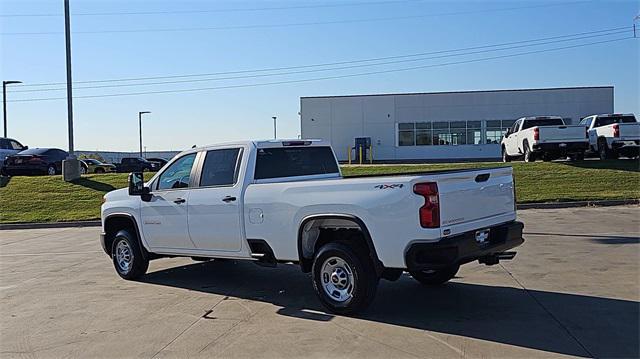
[410,264,460,286]
[111,230,149,280]
[312,242,379,315]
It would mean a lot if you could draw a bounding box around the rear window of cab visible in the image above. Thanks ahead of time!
[254,146,339,180]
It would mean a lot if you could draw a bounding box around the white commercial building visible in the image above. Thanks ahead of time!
[300,86,614,161]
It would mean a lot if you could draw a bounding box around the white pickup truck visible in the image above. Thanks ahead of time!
[501,116,589,162]
[101,140,524,314]
[579,114,639,159]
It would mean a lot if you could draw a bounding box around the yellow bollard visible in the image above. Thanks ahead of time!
[359,147,363,165]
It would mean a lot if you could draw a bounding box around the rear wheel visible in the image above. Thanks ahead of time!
[598,139,613,160]
[410,264,460,286]
[311,242,379,315]
[111,229,148,280]
[523,143,535,162]
[502,147,511,162]
[47,164,57,175]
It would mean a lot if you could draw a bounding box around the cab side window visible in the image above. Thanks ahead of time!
[157,154,196,190]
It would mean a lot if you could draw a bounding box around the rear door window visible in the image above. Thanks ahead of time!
[254,146,339,180]
[199,148,242,187]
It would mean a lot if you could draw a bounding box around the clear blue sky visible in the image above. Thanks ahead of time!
[1,0,638,152]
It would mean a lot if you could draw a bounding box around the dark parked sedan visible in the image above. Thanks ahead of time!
[3,148,69,176]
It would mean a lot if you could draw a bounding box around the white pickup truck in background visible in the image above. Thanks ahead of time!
[101,140,524,314]
[501,116,588,162]
[580,114,639,159]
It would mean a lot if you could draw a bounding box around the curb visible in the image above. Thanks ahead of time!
[1,199,638,230]
[516,199,639,210]
[0,220,101,230]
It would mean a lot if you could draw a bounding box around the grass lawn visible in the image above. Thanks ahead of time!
[1,160,638,223]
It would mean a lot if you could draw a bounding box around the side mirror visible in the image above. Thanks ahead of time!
[128,172,148,196]
[23,145,29,150]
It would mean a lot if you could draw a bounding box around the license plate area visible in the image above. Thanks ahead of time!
[475,229,491,245]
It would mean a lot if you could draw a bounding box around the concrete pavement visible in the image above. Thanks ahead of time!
[1,206,638,358]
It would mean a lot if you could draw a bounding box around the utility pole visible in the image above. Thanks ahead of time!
[62,0,80,181]
[272,116,277,139]
[2,80,22,137]
[139,111,151,157]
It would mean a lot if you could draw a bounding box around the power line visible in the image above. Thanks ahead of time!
[2,1,589,36]
[9,36,632,103]
[11,28,632,93]
[0,0,422,17]
[16,26,632,88]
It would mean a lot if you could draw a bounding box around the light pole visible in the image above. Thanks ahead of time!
[139,111,151,157]
[2,80,22,138]
[272,116,277,139]
[62,0,80,181]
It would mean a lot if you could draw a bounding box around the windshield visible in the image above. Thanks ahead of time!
[521,118,565,130]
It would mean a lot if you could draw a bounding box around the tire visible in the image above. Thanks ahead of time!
[311,242,379,315]
[502,147,511,163]
[111,229,149,280]
[47,164,57,175]
[80,166,87,175]
[523,143,535,162]
[410,264,460,286]
[598,139,611,160]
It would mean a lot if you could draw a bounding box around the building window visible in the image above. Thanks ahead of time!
[416,122,431,145]
[398,123,415,146]
[485,119,515,144]
[398,120,517,146]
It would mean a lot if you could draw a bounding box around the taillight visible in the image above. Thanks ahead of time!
[28,155,43,163]
[613,124,620,138]
[533,127,540,141]
[413,182,440,228]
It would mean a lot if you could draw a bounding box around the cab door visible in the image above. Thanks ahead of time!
[188,147,244,252]
[506,120,522,155]
[140,153,198,251]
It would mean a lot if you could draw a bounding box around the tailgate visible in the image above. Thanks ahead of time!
[434,167,516,235]
[619,123,640,140]
[538,126,586,142]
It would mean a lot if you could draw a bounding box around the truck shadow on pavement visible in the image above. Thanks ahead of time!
[141,260,639,358]
[526,232,640,244]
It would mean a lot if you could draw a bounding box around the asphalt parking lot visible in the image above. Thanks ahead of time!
[1,206,638,359]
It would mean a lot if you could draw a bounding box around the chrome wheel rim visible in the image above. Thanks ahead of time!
[80,167,86,174]
[47,166,56,175]
[320,256,354,303]
[115,240,133,273]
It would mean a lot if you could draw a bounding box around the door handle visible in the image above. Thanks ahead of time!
[173,198,186,204]
[222,196,236,203]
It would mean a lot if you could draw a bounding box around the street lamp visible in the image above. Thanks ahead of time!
[2,80,22,137]
[272,116,277,139]
[139,111,151,157]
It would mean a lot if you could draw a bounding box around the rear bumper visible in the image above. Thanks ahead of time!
[405,221,524,270]
[532,141,588,153]
[2,165,47,175]
[612,140,640,150]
